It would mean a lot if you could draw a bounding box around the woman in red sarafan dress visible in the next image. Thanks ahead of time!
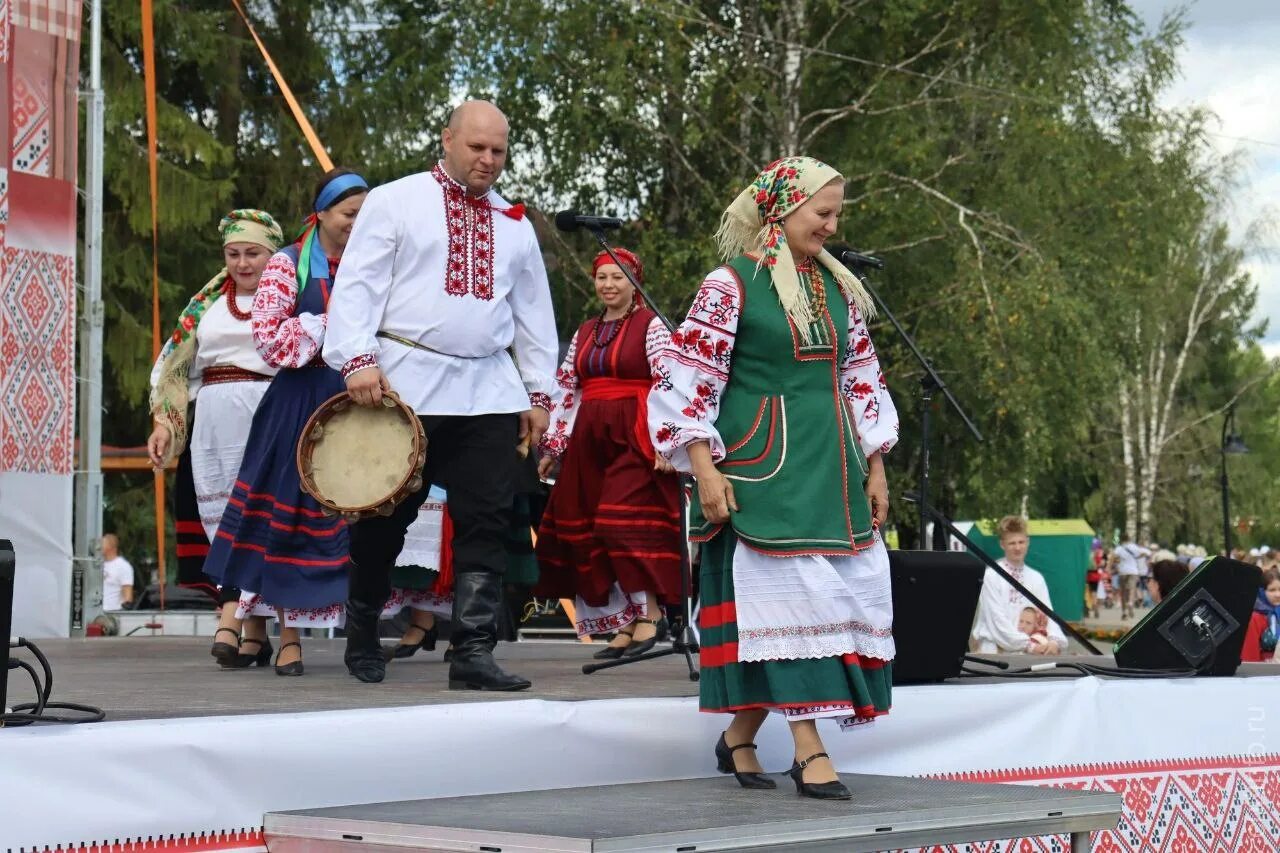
[536,249,683,659]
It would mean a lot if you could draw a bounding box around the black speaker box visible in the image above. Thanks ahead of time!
[1114,556,1260,676]
[889,549,984,684]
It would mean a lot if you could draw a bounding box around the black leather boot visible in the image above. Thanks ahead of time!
[344,561,390,684]
[448,572,531,691]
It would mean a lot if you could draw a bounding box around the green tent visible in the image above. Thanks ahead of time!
[963,519,1096,621]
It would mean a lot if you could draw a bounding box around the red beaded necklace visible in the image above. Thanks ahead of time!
[222,277,252,321]
[592,302,636,348]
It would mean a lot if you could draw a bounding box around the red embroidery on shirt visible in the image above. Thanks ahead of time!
[252,253,325,368]
[432,164,497,301]
[341,353,378,379]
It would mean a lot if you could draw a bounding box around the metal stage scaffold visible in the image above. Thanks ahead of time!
[264,775,1121,853]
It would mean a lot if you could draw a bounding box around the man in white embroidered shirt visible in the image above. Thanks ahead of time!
[324,100,558,690]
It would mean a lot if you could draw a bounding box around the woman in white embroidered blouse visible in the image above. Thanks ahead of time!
[648,157,899,801]
[146,209,283,668]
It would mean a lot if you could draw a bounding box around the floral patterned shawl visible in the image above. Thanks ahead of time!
[148,210,282,463]
[715,156,873,342]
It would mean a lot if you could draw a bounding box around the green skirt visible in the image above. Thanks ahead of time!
[505,493,540,588]
[698,529,892,722]
[390,564,439,591]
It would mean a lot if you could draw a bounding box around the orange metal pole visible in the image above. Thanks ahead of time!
[141,0,166,609]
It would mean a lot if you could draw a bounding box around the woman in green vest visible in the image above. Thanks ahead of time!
[649,157,899,801]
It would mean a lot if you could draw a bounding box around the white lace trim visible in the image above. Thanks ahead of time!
[736,629,896,664]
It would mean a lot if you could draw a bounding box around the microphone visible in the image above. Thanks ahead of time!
[831,245,885,270]
[554,210,624,232]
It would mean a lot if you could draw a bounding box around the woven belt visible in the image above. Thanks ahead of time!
[376,331,490,359]
[202,365,272,385]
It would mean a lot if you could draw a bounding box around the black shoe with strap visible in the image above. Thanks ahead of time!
[592,628,635,660]
[224,637,273,669]
[210,628,240,664]
[787,752,852,800]
[385,623,439,661]
[715,732,776,790]
[622,617,661,657]
[274,641,304,677]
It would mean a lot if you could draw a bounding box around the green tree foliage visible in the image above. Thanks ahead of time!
[85,0,1276,560]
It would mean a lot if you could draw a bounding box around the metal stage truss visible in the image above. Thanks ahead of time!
[264,774,1121,853]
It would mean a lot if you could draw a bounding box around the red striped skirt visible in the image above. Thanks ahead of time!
[535,395,682,607]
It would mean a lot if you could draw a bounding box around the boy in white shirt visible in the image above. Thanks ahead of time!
[971,516,1067,654]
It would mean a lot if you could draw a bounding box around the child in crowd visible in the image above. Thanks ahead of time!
[1242,568,1279,664]
[1016,606,1051,652]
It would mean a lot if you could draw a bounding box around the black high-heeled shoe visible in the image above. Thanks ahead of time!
[210,628,240,664]
[592,629,635,660]
[385,623,439,661]
[786,752,851,800]
[622,618,660,657]
[223,637,273,669]
[274,641,304,677]
[716,732,776,789]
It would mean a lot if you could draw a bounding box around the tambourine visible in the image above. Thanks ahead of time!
[297,391,426,521]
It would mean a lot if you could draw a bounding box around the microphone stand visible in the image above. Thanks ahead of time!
[840,258,983,549]
[904,491,1103,655]
[577,226,699,682]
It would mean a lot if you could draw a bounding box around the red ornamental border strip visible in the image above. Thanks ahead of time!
[10,828,264,853]
[930,752,1280,785]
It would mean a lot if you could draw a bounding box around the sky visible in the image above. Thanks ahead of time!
[1129,0,1280,358]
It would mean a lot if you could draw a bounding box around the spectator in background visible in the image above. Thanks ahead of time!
[1147,559,1188,604]
[101,534,135,611]
[1111,536,1150,620]
[1096,559,1113,610]
[1241,568,1279,664]
[1144,545,1175,607]
[1085,540,1105,617]
[1016,606,1051,651]
[971,516,1067,655]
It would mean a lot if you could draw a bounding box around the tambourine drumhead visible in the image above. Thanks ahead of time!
[297,392,426,519]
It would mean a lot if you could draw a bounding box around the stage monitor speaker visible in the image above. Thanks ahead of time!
[0,539,13,716]
[1114,556,1260,676]
[889,550,984,684]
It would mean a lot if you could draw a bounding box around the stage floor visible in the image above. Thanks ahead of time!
[18,637,1279,723]
[22,637,699,721]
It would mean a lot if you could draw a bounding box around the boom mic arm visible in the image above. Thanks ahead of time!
[553,210,624,232]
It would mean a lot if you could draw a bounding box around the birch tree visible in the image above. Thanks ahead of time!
[1117,223,1258,541]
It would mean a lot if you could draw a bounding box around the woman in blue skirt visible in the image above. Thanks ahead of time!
[204,168,369,675]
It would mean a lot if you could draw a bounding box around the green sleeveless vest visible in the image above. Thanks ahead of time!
[689,255,875,555]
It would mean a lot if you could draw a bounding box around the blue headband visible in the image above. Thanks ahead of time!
[314,173,368,212]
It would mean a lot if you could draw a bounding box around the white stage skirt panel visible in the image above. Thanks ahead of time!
[0,472,72,637]
[1,674,1278,849]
